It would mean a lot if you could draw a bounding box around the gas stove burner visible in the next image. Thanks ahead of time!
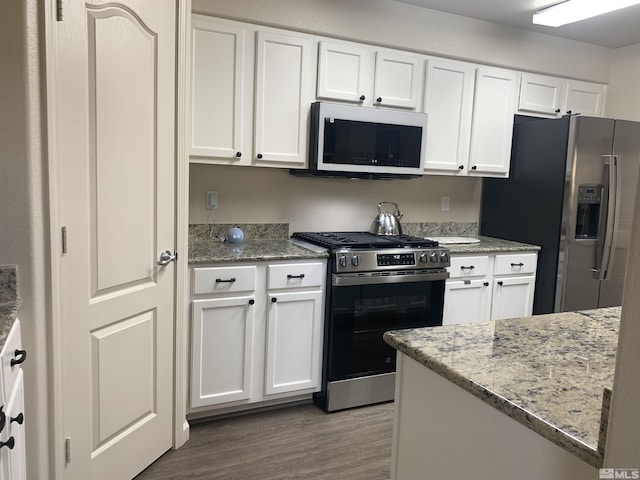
[292,231,439,249]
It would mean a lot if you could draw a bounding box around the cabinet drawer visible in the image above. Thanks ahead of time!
[0,319,23,400]
[448,256,490,278]
[494,253,537,276]
[267,262,324,290]
[193,266,257,295]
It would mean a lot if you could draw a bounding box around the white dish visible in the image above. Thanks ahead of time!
[426,236,481,245]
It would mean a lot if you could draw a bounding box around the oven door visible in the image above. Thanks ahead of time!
[327,270,446,381]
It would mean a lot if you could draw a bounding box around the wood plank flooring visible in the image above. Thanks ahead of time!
[134,401,394,480]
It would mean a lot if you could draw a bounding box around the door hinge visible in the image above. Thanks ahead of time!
[61,226,68,254]
[56,0,63,21]
[65,437,71,464]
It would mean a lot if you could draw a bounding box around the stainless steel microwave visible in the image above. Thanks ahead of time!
[306,101,427,179]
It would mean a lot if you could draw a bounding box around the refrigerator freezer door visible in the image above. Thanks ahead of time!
[560,117,615,312]
[597,120,640,307]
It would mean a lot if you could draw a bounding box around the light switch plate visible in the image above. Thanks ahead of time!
[441,196,450,212]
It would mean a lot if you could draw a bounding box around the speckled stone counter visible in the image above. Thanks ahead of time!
[189,238,328,264]
[443,235,540,254]
[0,266,21,351]
[384,306,620,468]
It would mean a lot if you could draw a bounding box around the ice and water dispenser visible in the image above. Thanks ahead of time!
[575,185,604,239]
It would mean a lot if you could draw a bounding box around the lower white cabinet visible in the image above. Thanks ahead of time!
[0,320,26,480]
[264,291,322,395]
[189,259,326,412]
[443,252,537,325]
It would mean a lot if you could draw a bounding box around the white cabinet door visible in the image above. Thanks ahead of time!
[490,276,535,321]
[443,279,492,325]
[0,371,25,480]
[565,80,604,117]
[190,17,247,160]
[316,41,374,103]
[423,59,474,173]
[264,291,323,395]
[468,67,518,177]
[190,296,255,407]
[254,30,314,166]
[373,51,422,109]
[517,73,565,117]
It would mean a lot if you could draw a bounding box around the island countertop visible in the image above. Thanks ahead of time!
[384,307,620,468]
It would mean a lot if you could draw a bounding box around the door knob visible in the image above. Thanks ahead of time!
[157,250,178,266]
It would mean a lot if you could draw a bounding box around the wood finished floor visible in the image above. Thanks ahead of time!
[134,402,394,480]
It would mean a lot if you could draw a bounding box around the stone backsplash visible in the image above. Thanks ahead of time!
[189,222,478,240]
[0,266,17,303]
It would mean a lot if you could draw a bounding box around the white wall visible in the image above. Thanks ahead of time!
[603,43,640,467]
[192,0,612,83]
[605,43,640,121]
[189,164,481,231]
[0,1,49,479]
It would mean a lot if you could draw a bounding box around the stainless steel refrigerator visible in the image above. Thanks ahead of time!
[480,115,640,314]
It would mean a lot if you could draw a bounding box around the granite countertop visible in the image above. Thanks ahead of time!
[384,306,620,468]
[189,238,329,265]
[443,236,541,255]
[0,266,21,351]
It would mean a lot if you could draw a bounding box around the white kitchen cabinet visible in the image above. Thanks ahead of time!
[468,67,518,177]
[444,252,537,325]
[190,16,314,167]
[190,17,248,161]
[0,320,26,480]
[254,30,314,166]
[565,80,604,117]
[317,40,423,109]
[491,276,536,321]
[423,59,475,174]
[190,295,256,408]
[265,290,323,395]
[517,73,605,118]
[189,259,326,413]
[517,73,566,117]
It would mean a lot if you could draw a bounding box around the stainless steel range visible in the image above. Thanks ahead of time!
[291,232,450,412]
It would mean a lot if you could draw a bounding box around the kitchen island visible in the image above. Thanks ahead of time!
[384,307,619,480]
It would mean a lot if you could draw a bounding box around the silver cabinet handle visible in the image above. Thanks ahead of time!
[157,250,177,266]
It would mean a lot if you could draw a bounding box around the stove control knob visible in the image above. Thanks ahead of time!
[440,251,450,263]
[429,252,439,263]
[419,253,428,263]
[338,255,347,268]
[351,255,360,267]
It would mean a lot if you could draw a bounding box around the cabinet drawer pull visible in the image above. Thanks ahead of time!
[510,262,525,267]
[271,297,277,303]
[248,299,255,306]
[11,349,27,367]
[286,274,305,279]
[0,437,14,450]
[460,266,475,270]
[498,281,504,286]
[215,278,236,283]
[10,413,23,426]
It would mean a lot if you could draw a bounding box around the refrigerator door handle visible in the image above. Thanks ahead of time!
[598,155,620,281]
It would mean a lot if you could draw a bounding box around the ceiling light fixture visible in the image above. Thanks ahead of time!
[532,0,640,27]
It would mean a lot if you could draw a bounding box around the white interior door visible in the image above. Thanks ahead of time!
[52,1,176,479]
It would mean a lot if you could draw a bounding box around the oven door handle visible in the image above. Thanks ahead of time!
[332,270,449,286]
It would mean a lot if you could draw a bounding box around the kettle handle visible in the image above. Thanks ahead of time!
[377,202,402,218]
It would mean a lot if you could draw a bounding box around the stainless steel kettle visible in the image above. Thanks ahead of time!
[369,202,403,235]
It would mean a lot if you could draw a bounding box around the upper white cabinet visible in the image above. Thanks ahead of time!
[317,40,423,110]
[190,18,246,160]
[254,31,313,165]
[424,63,517,177]
[190,16,314,167]
[422,59,475,173]
[517,72,605,118]
[565,80,604,117]
[468,67,518,177]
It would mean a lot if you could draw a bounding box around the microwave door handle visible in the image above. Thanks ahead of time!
[598,155,619,281]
